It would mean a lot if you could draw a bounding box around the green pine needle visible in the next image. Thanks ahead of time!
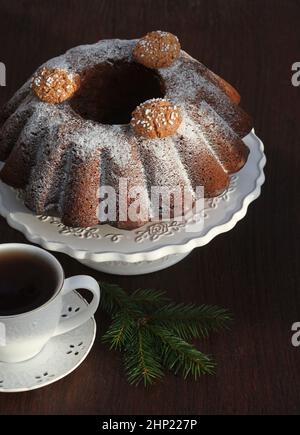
[150,303,233,340]
[99,282,141,317]
[99,282,129,314]
[102,311,135,350]
[150,326,216,378]
[99,283,232,387]
[130,288,170,310]
[124,327,164,386]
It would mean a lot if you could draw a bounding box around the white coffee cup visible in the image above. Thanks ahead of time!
[0,243,100,363]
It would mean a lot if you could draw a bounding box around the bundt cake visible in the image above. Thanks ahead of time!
[0,31,252,229]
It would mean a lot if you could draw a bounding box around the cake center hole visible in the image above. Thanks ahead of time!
[70,61,165,125]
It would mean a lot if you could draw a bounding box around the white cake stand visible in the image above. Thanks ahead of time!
[0,130,266,275]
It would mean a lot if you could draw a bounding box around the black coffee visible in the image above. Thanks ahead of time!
[0,250,59,316]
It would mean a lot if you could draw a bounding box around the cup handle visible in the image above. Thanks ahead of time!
[53,276,100,337]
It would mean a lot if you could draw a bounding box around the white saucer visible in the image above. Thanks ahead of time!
[0,291,96,393]
[0,130,266,275]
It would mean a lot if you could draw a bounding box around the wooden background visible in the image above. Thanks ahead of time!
[0,0,299,415]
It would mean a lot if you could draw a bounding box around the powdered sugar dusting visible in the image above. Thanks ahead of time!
[0,38,251,227]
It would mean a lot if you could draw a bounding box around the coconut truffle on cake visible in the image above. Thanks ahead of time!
[0,32,252,229]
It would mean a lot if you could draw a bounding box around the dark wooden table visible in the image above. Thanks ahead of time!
[0,0,299,415]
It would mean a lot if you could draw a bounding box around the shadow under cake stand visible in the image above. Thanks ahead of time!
[0,130,266,275]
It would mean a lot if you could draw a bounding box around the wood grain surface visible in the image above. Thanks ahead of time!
[0,0,299,415]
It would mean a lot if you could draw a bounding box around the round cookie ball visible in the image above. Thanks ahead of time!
[133,31,181,69]
[131,98,182,139]
[31,68,80,104]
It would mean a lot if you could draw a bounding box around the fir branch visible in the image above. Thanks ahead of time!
[124,327,164,386]
[129,289,170,310]
[100,282,142,318]
[150,303,232,340]
[150,326,216,378]
[99,282,232,387]
[102,310,135,350]
[99,282,130,314]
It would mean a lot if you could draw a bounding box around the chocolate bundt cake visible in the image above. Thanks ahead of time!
[0,31,252,229]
